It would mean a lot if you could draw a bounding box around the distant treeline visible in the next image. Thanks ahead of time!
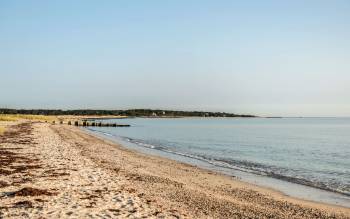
[0,108,256,118]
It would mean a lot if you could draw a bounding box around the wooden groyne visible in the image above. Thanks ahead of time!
[51,120,130,127]
[78,121,130,127]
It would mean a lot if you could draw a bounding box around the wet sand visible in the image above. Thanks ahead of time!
[0,121,349,218]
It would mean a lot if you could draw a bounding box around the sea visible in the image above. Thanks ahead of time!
[85,117,350,207]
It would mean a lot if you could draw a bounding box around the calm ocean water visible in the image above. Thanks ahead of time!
[86,117,350,204]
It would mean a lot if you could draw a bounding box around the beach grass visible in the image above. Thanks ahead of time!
[0,115,18,121]
[0,114,56,122]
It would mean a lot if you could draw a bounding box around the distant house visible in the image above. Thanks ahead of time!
[152,112,157,117]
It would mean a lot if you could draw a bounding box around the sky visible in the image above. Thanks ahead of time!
[1,1,350,117]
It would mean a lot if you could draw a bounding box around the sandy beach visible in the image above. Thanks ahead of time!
[0,121,349,218]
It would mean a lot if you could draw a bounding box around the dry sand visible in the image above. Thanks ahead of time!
[0,121,349,218]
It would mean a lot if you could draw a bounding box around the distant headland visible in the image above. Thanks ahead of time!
[0,108,256,118]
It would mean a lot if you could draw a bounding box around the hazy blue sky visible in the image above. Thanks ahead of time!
[1,1,349,116]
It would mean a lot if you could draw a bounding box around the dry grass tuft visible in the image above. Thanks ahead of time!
[0,126,5,134]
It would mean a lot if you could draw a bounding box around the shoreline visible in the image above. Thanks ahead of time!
[84,126,350,208]
[1,121,349,218]
[84,127,350,210]
[77,127,350,215]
